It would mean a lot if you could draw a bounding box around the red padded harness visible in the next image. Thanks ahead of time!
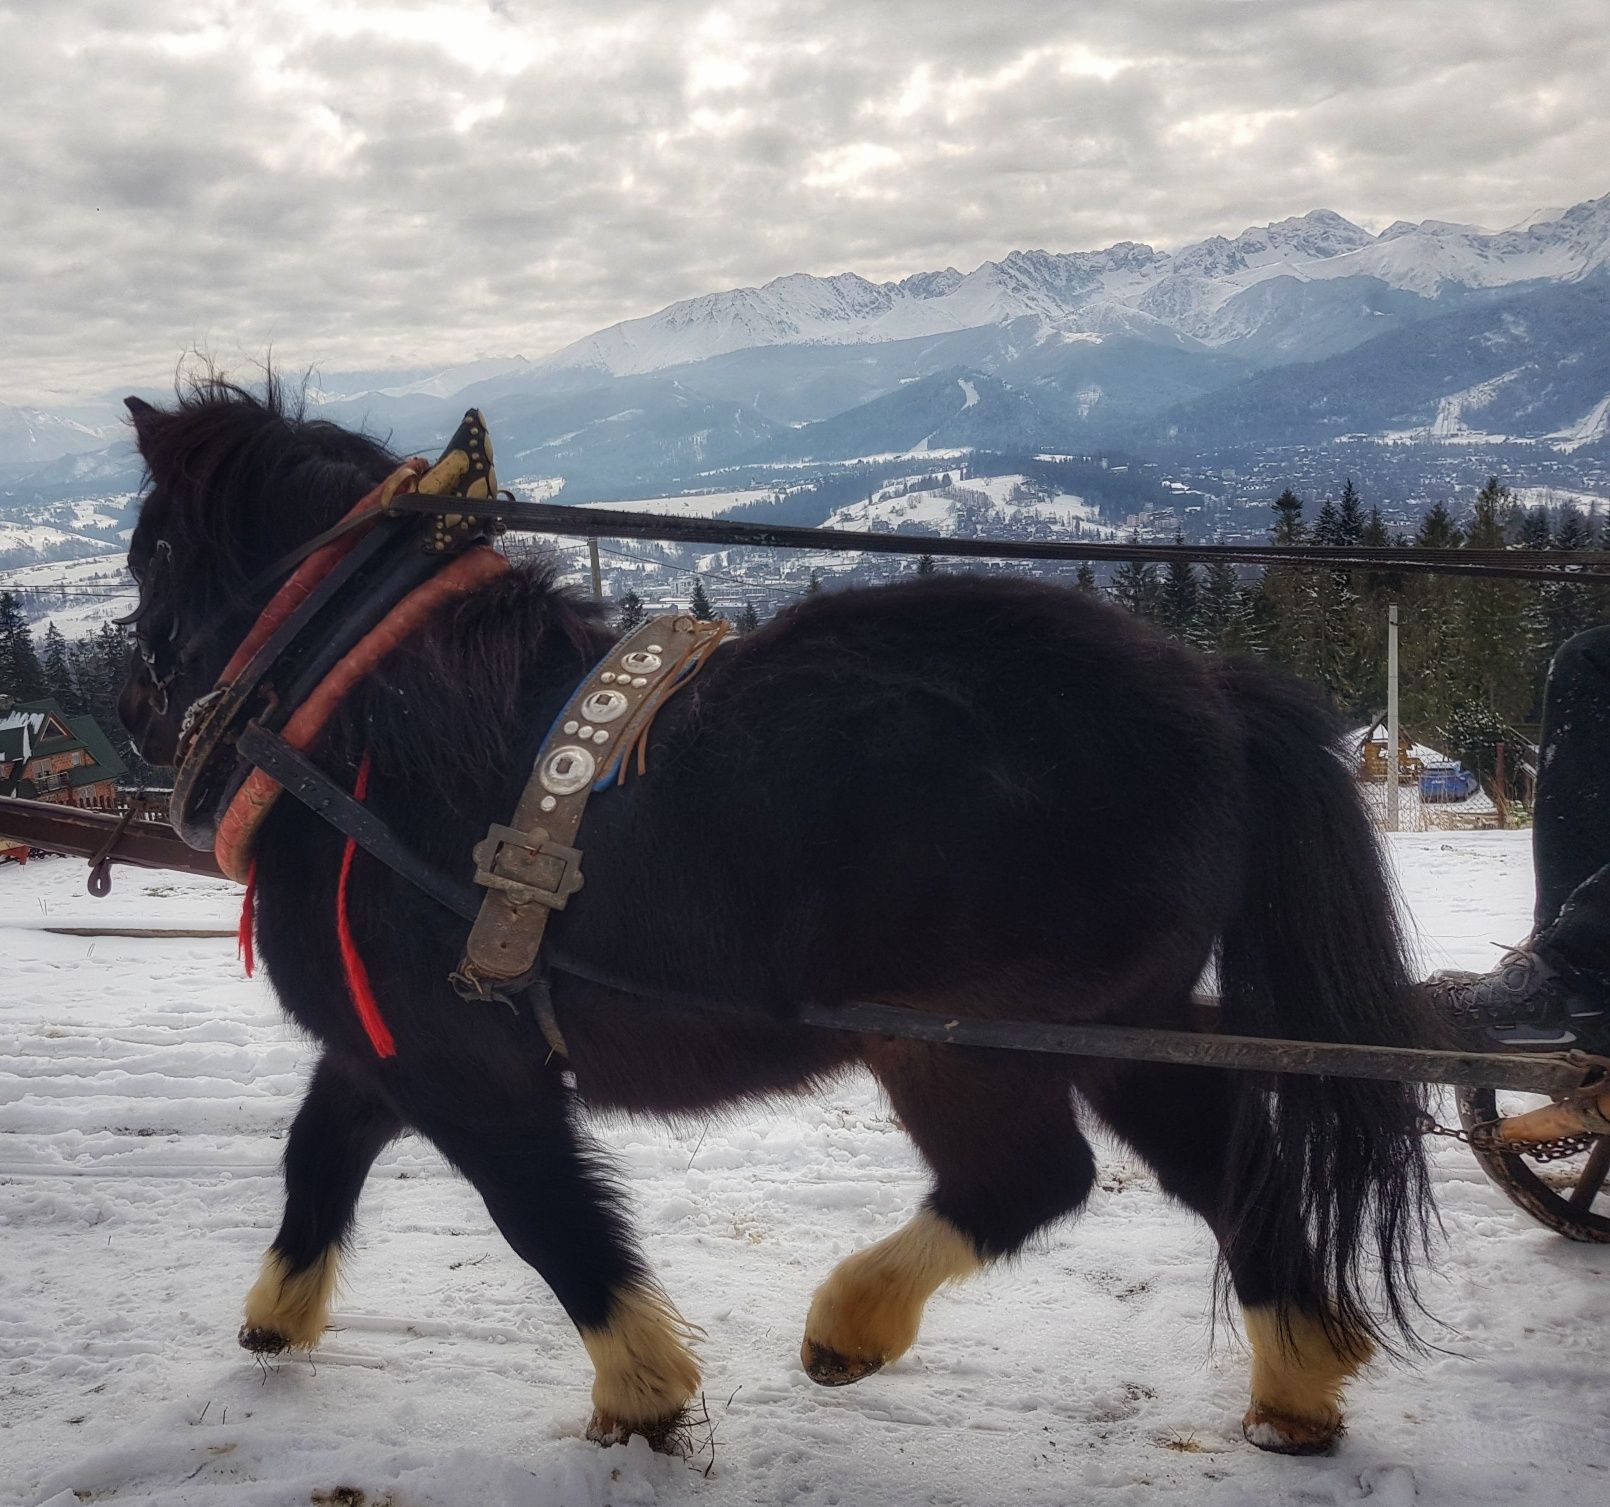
[216,458,509,1056]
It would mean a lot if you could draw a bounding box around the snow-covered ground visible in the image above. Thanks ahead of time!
[3,831,1607,1506]
[0,549,133,638]
[824,474,1120,541]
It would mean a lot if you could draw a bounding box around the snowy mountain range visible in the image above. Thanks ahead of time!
[528,195,1610,380]
[7,190,1610,496]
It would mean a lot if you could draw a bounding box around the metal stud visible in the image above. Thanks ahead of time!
[631,676,648,688]
[622,650,662,674]
[580,688,629,724]
[600,672,616,683]
[539,795,557,812]
[563,720,579,735]
[539,745,597,796]
[592,729,610,744]
[578,725,593,739]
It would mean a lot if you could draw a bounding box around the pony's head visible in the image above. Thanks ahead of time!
[118,380,400,764]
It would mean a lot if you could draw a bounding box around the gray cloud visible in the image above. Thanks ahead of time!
[3,0,1607,402]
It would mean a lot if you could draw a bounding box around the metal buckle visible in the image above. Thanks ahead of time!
[471,822,584,909]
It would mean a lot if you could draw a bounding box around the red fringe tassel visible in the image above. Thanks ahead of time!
[238,860,257,978]
[336,752,395,1058]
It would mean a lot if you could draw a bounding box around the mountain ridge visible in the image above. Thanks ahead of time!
[6,189,1610,495]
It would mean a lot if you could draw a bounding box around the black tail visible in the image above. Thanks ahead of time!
[1214,658,1436,1352]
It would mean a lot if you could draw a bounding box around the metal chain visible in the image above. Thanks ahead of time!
[1414,1110,1603,1163]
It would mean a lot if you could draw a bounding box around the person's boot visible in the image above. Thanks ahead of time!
[1424,943,1610,1049]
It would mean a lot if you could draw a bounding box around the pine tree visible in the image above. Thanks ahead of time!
[1516,505,1554,711]
[916,553,937,576]
[1262,490,1319,682]
[1544,505,1595,654]
[1517,505,1552,552]
[1336,478,1365,543]
[1399,502,1465,733]
[1225,581,1276,657]
[688,579,716,621]
[616,588,646,634]
[1074,561,1098,594]
[1110,538,1161,621]
[736,600,760,633]
[1304,496,1363,707]
[1157,534,1202,644]
[1199,560,1241,649]
[1352,505,1400,715]
[40,622,78,709]
[0,592,47,701]
[1271,488,1305,546]
[89,623,133,758]
[805,569,823,595]
[1456,477,1529,728]
[1312,496,1342,546]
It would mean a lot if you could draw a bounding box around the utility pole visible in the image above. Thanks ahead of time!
[588,538,604,601]
[1385,603,1400,833]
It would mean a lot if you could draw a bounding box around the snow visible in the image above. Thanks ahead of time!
[1510,484,1610,515]
[823,474,1116,540]
[532,193,1610,378]
[583,489,776,519]
[3,832,1608,1506]
[1547,394,1610,451]
[0,548,135,638]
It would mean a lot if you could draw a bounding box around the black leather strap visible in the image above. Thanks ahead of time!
[235,722,479,921]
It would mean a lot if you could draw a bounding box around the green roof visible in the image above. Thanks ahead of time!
[2,696,128,787]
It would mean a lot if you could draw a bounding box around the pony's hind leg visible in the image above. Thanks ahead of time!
[1079,1060,1374,1455]
[419,1099,700,1452]
[241,1052,401,1354]
[802,1041,1094,1386]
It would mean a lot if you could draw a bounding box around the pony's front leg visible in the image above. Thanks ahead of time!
[241,1052,401,1353]
[422,1103,701,1452]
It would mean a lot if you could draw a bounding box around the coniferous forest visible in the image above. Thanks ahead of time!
[1096,477,1609,795]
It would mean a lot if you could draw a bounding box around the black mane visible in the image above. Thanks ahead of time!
[127,376,400,604]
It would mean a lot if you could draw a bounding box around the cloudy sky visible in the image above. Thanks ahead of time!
[5,0,1608,404]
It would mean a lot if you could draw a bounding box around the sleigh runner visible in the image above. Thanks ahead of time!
[7,389,1610,1461]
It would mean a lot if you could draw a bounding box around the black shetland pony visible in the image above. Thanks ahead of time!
[118,382,1434,1458]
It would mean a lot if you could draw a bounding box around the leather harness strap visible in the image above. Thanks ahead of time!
[157,404,729,1058]
[214,545,509,880]
[454,611,729,999]
[172,412,504,872]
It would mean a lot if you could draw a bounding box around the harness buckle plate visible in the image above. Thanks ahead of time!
[471,822,584,910]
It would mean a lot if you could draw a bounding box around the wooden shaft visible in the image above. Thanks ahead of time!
[0,794,226,879]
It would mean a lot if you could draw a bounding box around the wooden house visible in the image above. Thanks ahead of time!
[0,696,128,811]
[1355,719,1426,784]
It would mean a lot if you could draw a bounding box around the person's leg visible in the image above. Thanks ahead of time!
[1425,626,1610,1039]
[1531,625,1610,940]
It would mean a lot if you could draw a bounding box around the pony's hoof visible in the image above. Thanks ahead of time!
[801,1338,884,1387]
[238,1324,292,1355]
[586,1408,689,1455]
[1242,1407,1343,1456]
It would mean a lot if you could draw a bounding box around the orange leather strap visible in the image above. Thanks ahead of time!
[213,546,509,880]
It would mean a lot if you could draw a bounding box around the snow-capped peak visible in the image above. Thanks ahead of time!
[523,189,1610,379]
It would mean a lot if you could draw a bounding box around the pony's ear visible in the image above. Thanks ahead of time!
[124,395,162,448]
